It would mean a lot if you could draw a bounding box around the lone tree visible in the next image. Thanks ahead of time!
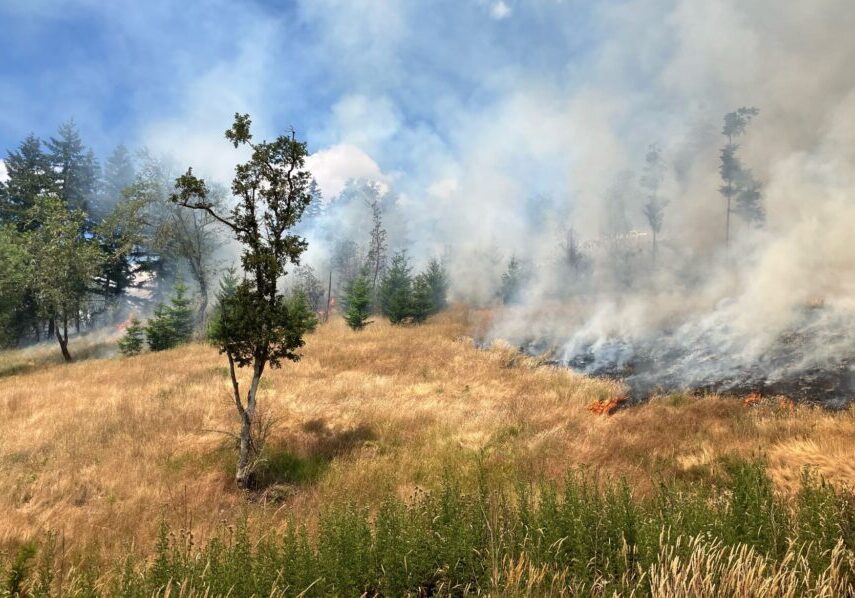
[720,107,763,246]
[365,193,388,305]
[640,143,667,262]
[171,113,314,489]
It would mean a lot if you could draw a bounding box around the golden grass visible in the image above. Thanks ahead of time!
[1,306,854,562]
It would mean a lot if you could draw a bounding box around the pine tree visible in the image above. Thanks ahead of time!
[294,264,326,312]
[167,277,195,344]
[207,267,239,344]
[343,269,372,331]
[641,143,667,262]
[500,256,525,304]
[720,107,763,246]
[379,251,413,324]
[410,273,434,323]
[145,278,195,351]
[287,289,319,334]
[145,304,175,351]
[99,144,136,216]
[118,317,145,356]
[422,257,449,314]
[1,135,55,228]
[45,119,98,215]
[365,194,387,302]
[0,225,29,346]
[303,178,324,222]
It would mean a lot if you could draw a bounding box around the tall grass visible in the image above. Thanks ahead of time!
[3,460,853,597]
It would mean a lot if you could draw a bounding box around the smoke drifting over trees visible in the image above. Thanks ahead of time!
[2,1,855,402]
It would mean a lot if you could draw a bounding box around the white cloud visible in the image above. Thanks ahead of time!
[490,1,511,20]
[0,160,7,183]
[305,143,385,199]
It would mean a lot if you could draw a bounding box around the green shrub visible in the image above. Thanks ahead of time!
[117,317,145,357]
[5,459,855,596]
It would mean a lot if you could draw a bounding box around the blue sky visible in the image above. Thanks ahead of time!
[0,1,604,180]
[3,0,847,258]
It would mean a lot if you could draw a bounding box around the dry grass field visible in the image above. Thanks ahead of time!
[1,306,855,571]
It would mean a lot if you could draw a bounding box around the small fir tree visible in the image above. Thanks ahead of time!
[500,256,525,304]
[410,273,434,323]
[145,279,196,351]
[208,267,240,344]
[286,289,319,334]
[423,257,449,314]
[145,304,175,351]
[167,277,195,344]
[379,251,413,324]
[118,317,145,356]
[343,269,373,331]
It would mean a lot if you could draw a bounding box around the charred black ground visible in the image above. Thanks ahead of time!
[515,306,855,410]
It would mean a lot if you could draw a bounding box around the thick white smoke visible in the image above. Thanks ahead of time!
[134,0,855,402]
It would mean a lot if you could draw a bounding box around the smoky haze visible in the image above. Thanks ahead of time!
[136,1,855,404]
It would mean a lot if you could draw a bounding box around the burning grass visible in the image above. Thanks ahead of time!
[1,306,855,593]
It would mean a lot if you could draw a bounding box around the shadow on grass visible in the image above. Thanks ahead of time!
[241,419,377,497]
[0,338,114,378]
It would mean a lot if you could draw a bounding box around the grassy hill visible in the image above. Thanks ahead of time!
[1,308,854,595]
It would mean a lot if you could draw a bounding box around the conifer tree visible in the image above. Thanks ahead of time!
[167,277,195,344]
[286,289,319,334]
[500,256,525,304]
[0,225,28,346]
[365,194,387,301]
[118,317,145,356]
[145,278,195,351]
[423,257,449,314]
[720,107,763,246]
[343,268,372,331]
[145,304,175,351]
[207,267,239,344]
[410,273,434,323]
[380,251,413,324]
[98,144,136,218]
[1,135,54,228]
[45,119,98,215]
[303,178,324,222]
[641,143,667,262]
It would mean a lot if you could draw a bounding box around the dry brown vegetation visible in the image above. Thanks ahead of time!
[1,306,854,563]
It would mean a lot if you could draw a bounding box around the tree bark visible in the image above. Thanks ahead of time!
[53,317,72,363]
[231,356,265,489]
[197,277,208,329]
[235,412,254,489]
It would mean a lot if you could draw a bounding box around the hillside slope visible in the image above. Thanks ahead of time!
[1,307,854,560]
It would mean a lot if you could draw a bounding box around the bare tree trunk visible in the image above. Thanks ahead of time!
[229,355,265,489]
[726,196,731,248]
[325,270,332,323]
[652,231,658,265]
[54,316,72,363]
[197,277,209,328]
